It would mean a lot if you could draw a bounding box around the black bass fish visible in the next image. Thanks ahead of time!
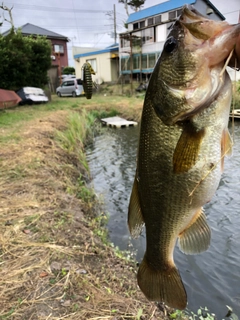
[128,5,240,309]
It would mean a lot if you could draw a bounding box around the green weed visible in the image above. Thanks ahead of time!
[76,174,95,203]
[55,110,93,153]
[170,305,239,320]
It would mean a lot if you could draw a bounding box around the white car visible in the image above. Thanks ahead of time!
[16,87,48,105]
[56,78,84,97]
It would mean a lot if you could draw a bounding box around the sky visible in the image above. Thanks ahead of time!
[0,0,239,67]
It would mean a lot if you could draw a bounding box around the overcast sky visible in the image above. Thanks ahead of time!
[0,0,239,67]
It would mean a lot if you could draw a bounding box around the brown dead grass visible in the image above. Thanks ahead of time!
[0,106,171,319]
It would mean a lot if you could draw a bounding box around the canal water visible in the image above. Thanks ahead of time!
[86,121,240,318]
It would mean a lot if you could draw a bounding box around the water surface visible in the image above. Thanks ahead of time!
[86,122,240,318]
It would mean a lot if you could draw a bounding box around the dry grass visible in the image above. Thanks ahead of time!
[0,104,172,319]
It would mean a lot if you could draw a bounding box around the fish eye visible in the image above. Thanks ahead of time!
[164,36,178,53]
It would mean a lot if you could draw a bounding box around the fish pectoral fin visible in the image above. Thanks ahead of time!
[178,208,211,254]
[128,175,144,238]
[221,129,233,171]
[173,125,205,174]
[137,255,187,309]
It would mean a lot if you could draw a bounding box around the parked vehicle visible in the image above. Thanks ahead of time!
[135,82,149,92]
[16,87,48,105]
[56,78,84,97]
[59,75,76,82]
[0,89,22,109]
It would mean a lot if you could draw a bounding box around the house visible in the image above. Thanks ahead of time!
[2,23,69,92]
[119,0,225,82]
[73,43,119,84]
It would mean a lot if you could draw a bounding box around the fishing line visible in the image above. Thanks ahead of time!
[231,54,238,144]
[189,51,236,197]
[188,144,233,198]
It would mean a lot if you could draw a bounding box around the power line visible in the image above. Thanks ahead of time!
[3,2,107,13]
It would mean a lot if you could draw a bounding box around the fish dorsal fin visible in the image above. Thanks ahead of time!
[128,175,144,239]
[221,129,233,171]
[173,124,205,174]
[178,208,211,254]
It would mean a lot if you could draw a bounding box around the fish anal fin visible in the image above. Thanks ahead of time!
[173,126,205,174]
[128,175,144,239]
[221,129,233,171]
[137,256,187,309]
[178,208,211,254]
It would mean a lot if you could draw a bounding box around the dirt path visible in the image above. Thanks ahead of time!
[0,109,171,319]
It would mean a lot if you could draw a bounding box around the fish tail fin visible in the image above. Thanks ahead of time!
[137,256,187,309]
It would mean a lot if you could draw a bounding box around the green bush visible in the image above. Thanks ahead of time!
[0,28,51,90]
[62,66,75,75]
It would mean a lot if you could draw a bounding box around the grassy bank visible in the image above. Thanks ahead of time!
[0,94,175,319]
[1,86,239,319]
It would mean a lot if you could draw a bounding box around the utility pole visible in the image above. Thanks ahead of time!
[114,4,117,43]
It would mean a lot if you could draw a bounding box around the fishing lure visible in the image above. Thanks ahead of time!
[81,62,95,99]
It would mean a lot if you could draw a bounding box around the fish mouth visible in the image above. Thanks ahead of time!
[157,5,240,125]
[180,5,234,42]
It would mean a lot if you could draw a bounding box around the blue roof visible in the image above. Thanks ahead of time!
[74,44,118,59]
[126,0,225,23]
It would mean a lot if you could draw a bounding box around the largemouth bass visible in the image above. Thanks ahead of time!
[128,5,240,310]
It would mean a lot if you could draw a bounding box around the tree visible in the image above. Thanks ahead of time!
[0,3,14,28]
[62,66,75,75]
[0,29,52,90]
[0,4,52,90]
[128,0,145,12]
[118,0,145,15]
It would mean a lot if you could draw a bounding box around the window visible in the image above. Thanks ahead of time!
[121,57,131,71]
[156,24,166,42]
[121,52,160,73]
[133,22,139,30]
[142,28,154,44]
[121,57,126,70]
[132,31,141,52]
[62,80,74,87]
[86,59,97,72]
[155,15,161,24]
[54,44,64,53]
[177,9,182,17]
[169,11,176,20]
[133,20,145,30]
[121,35,130,48]
[133,55,139,69]
[149,53,156,68]
[142,55,147,69]
[148,18,153,26]
[121,37,130,48]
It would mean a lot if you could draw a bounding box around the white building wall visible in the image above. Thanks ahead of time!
[156,24,167,42]
[141,42,163,54]
[74,52,113,83]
